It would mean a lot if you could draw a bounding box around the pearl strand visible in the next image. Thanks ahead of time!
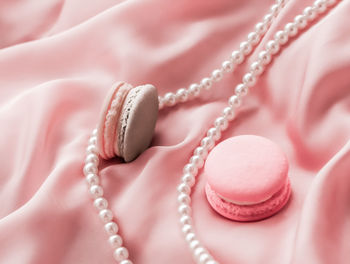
[84,1,284,261]
[84,0,339,263]
[158,0,287,109]
[84,129,133,264]
[176,0,339,263]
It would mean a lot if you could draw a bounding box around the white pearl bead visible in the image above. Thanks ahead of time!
[182,173,195,187]
[270,4,280,16]
[199,253,211,263]
[190,240,200,250]
[93,197,108,210]
[258,50,272,65]
[263,13,273,26]
[84,163,97,176]
[158,96,164,109]
[294,15,307,29]
[222,106,235,121]
[186,232,196,242]
[303,6,317,21]
[201,136,214,150]
[178,203,192,215]
[176,88,189,103]
[250,61,264,76]
[284,22,298,37]
[231,50,244,64]
[314,0,327,13]
[178,193,191,204]
[164,92,176,106]
[189,84,201,97]
[228,95,241,108]
[214,117,228,131]
[120,260,133,264]
[207,127,221,141]
[242,72,256,88]
[235,83,248,97]
[105,221,119,235]
[221,60,234,73]
[90,185,103,199]
[211,69,223,82]
[207,260,219,264]
[121,260,133,264]
[201,77,213,90]
[193,146,208,160]
[99,209,113,223]
[266,40,280,55]
[113,247,129,262]
[88,136,97,145]
[180,215,192,225]
[177,183,191,195]
[194,247,206,258]
[86,144,98,155]
[92,128,98,136]
[190,155,204,169]
[86,173,100,186]
[182,224,193,235]
[239,41,252,56]
[247,31,260,46]
[255,22,268,35]
[274,30,288,45]
[183,164,198,176]
[109,234,123,248]
[85,153,99,166]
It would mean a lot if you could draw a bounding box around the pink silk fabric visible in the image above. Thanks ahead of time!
[0,0,349,263]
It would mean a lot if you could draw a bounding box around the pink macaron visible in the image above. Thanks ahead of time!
[204,135,291,222]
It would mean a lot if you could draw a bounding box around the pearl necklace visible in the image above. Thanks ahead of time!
[83,0,339,263]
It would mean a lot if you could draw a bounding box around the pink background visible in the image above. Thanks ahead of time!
[0,0,349,263]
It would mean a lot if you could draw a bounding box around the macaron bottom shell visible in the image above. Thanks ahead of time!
[96,82,132,160]
[205,179,291,222]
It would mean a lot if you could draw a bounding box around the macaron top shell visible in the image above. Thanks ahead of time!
[205,135,289,204]
[117,84,158,162]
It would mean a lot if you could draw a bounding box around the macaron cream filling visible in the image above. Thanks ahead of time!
[104,83,131,158]
[217,193,273,206]
[116,86,142,158]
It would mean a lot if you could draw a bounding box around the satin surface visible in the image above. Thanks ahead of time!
[0,0,349,263]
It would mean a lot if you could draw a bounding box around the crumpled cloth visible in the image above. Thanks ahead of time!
[0,0,349,263]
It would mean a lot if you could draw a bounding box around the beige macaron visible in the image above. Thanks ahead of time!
[96,82,158,162]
